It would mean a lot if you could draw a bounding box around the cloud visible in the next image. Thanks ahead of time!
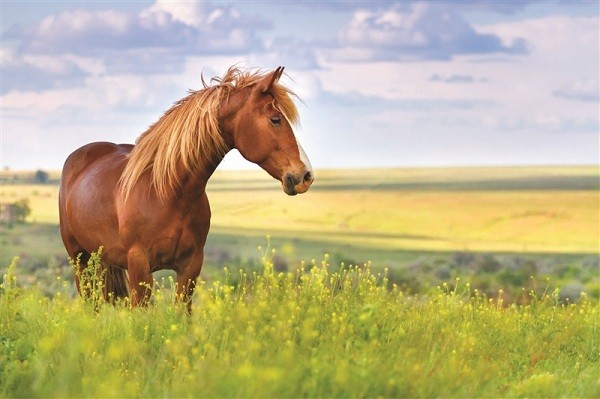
[1,1,272,92]
[282,0,537,14]
[429,74,488,83]
[331,3,528,62]
[440,1,537,14]
[312,82,496,115]
[1,74,170,116]
[5,3,268,56]
[553,78,599,102]
[259,36,320,70]
[1,48,105,94]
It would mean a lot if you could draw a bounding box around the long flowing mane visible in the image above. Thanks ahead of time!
[119,67,299,201]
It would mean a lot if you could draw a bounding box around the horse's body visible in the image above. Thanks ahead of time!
[59,67,313,309]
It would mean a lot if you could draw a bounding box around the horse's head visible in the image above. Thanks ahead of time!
[225,67,313,196]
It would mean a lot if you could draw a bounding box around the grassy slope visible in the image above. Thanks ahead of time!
[209,189,598,253]
[208,166,600,258]
[1,259,598,398]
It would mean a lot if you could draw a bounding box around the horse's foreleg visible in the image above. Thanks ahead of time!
[176,250,204,314]
[126,248,153,307]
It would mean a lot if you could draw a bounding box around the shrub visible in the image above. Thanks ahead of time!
[33,170,49,184]
[12,199,31,223]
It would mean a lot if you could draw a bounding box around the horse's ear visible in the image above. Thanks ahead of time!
[256,66,285,94]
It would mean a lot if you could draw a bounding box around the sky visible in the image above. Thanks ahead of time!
[1,0,598,171]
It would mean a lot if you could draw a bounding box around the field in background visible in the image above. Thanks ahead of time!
[1,166,598,297]
[1,166,599,397]
[209,166,599,254]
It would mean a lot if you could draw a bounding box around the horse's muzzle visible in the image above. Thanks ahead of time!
[283,171,313,196]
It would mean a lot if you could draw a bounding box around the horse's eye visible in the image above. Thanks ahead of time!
[270,116,281,125]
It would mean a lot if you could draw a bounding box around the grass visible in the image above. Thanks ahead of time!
[209,189,598,253]
[206,166,599,254]
[1,254,598,398]
[1,166,598,397]
[1,166,598,299]
[0,223,63,268]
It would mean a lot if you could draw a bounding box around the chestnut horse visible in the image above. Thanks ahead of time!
[59,66,313,310]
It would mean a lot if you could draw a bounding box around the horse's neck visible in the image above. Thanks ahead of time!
[174,92,249,196]
[178,149,226,195]
[176,88,248,195]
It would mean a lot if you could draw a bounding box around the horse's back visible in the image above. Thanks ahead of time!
[61,142,132,185]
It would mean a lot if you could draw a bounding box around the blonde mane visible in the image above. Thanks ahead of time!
[119,67,299,202]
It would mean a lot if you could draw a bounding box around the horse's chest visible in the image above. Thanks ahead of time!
[151,219,209,272]
[151,223,206,270]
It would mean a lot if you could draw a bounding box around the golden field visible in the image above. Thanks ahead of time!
[1,166,598,255]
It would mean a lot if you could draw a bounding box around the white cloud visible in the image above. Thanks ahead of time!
[2,89,84,113]
[5,2,268,56]
[553,78,599,102]
[1,71,180,119]
[145,0,246,30]
[259,37,320,70]
[331,2,527,62]
[22,54,105,76]
[1,48,105,93]
[319,13,598,122]
[144,0,209,27]
[1,1,273,95]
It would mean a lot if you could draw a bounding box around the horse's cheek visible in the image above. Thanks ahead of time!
[238,128,274,163]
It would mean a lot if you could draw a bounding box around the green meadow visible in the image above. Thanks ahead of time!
[1,166,599,397]
[2,255,599,398]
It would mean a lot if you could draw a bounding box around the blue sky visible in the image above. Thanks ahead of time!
[1,0,598,170]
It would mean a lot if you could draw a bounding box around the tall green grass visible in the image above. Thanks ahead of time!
[1,253,598,398]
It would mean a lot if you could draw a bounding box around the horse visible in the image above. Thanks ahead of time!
[58,66,313,311]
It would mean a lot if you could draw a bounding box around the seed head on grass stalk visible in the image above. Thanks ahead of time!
[70,247,107,309]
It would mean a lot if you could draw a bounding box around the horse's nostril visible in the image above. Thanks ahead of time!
[303,171,313,183]
[284,175,296,194]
